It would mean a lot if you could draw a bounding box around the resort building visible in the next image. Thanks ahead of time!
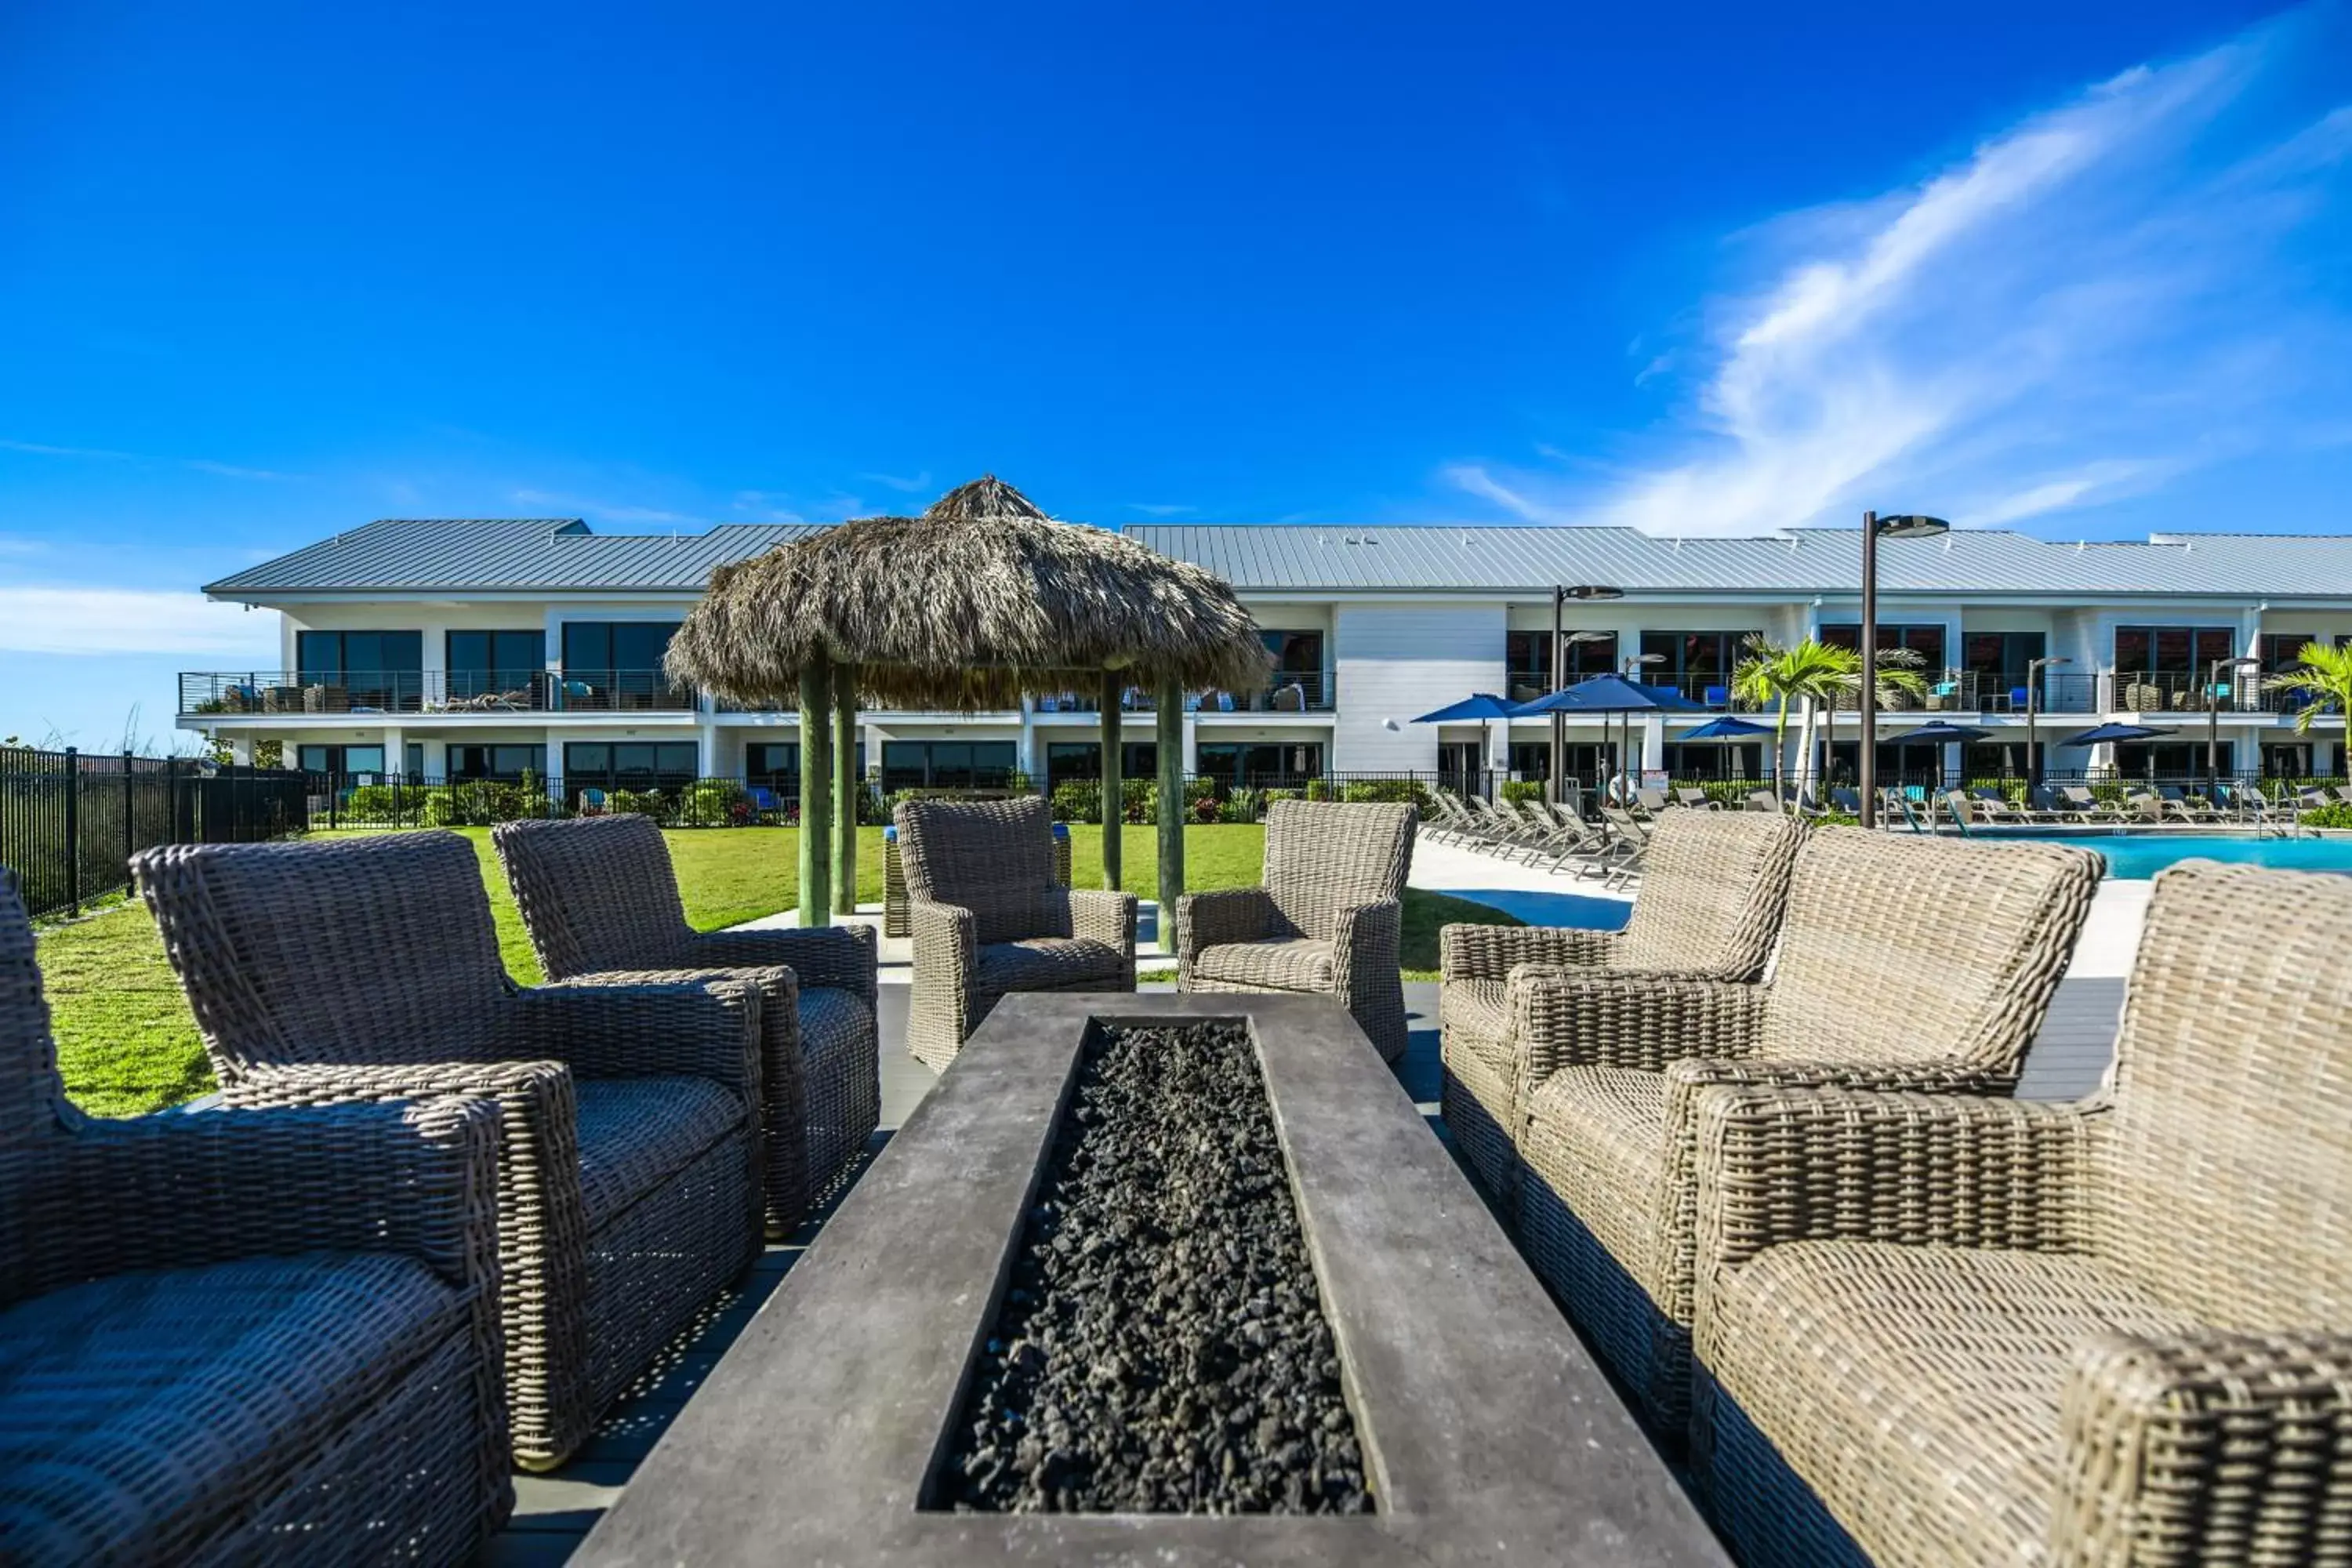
[183,519,2352,794]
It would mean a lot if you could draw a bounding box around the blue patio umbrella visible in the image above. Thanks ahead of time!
[2060,722,2177,746]
[1507,673,1711,717]
[1677,715,1774,740]
[1899,720,1994,744]
[1409,692,1519,724]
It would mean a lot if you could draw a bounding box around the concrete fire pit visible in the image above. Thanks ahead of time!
[574,993,1727,1566]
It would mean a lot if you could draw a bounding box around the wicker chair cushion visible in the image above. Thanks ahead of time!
[897,799,1058,946]
[1757,828,2100,1071]
[1189,938,1336,992]
[1260,799,1414,942]
[1436,978,1508,1050]
[797,988,875,1089]
[2096,862,2352,1327]
[1522,1068,1671,1294]
[575,1078,746,1229]
[974,938,1128,993]
[0,1252,460,1560]
[1702,1240,2196,1565]
[1611,811,1802,978]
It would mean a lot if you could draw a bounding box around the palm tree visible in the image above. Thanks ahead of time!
[2265,640,2352,735]
[1732,636,1854,810]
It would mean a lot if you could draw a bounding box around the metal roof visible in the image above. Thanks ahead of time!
[205,518,824,593]
[1123,524,2352,598]
[206,517,2352,600]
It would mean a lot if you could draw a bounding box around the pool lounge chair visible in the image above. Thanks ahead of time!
[1515,828,2102,1438]
[1437,810,1804,1207]
[1690,860,2352,1568]
[1673,786,1718,810]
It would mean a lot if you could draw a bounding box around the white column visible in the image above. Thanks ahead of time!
[229,735,253,766]
[418,620,448,708]
[1181,710,1200,773]
[382,724,406,780]
[1017,700,1040,779]
[1641,715,1665,771]
[697,720,721,779]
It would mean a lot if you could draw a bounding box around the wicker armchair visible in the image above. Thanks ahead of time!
[895,797,1137,1070]
[1436,809,1806,1203]
[492,814,880,1236]
[1690,860,2352,1568]
[133,831,765,1470]
[1175,799,1417,1062]
[1514,826,2101,1436]
[0,869,511,1562]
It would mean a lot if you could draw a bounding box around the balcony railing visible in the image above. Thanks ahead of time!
[1033,673,1335,714]
[180,670,699,716]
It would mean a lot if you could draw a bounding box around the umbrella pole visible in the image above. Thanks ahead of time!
[1156,678,1185,952]
[798,655,833,928]
[1100,668,1123,890]
[832,661,858,916]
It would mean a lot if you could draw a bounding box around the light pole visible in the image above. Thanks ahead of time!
[1620,652,1666,803]
[2025,655,2071,797]
[2207,654,2259,799]
[1553,586,1623,805]
[1859,511,1950,828]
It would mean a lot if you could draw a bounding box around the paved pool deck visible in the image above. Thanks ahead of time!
[489,843,2145,1559]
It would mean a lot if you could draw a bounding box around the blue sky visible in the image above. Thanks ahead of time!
[2,2,2347,747]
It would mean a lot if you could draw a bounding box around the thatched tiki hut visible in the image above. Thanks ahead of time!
[667,477,1268,927]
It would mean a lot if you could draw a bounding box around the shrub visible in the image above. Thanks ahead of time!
[1339,779,1430,811]
[677,778,750,828]
[341,783,424,825]
[1500,779,1546,805]
[1192,794,1222,824]
[1304,779,1332,802]
[2305,803,2352,830]
[608,787,669,823]
[1051,781,1099,823]
[1220,786,1266,824]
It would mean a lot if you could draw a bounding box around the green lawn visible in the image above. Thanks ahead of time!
[39,822,1516,1117]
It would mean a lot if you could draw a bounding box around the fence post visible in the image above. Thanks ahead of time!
[164,756,178,845]
[64,746,80,916]
[122,750,136,879]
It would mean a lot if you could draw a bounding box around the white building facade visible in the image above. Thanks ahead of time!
[182,520,2352,793]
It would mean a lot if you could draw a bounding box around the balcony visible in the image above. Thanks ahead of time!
[1033,673,1335,715]
[179,670,700,717]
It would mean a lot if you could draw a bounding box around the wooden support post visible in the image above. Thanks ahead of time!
[1156,679,1185,953]
[832,661,858,915]
[1099,667,1123,890]
[798,655,833,928]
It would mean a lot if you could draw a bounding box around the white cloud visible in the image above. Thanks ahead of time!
[857,470,934,494]
[1448,13,2352,535]
[1,437,297,480]
[0,586,280,657]
[1125,503,1196,517]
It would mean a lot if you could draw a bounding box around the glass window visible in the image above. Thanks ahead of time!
[561,622,680,674]
[1820,623,1946,667]
[2116,625,2234,678]
[879,741,1018,791]
[294,630,422,708]
[448,744,546,782]
[1507,630,1616,691]
[1044,742,1157,789]
[448,630,546,698]
[296,743,387,776]
[562,741,697,786]
[1639,630,1762,696]
[1192,742,1325,785]
[1661,743,1762,782]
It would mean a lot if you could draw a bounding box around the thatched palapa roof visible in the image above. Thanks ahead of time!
[667,476,1270,710]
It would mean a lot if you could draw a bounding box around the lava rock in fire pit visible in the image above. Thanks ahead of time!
[942,1021,1372,1515]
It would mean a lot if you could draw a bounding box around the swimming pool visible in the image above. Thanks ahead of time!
[1982,833,2352,880]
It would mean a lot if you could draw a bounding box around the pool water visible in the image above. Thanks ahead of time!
[1989,833,2352,880]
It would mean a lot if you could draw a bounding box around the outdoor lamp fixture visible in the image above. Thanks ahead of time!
[2025,655,2073,794]
[2207,654,2261,798]
[1859,511,1950,828]
[1617,652,1666,803]
[1550,586,1624,805]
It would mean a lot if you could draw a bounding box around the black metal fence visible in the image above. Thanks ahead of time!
[1,748,311,921]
